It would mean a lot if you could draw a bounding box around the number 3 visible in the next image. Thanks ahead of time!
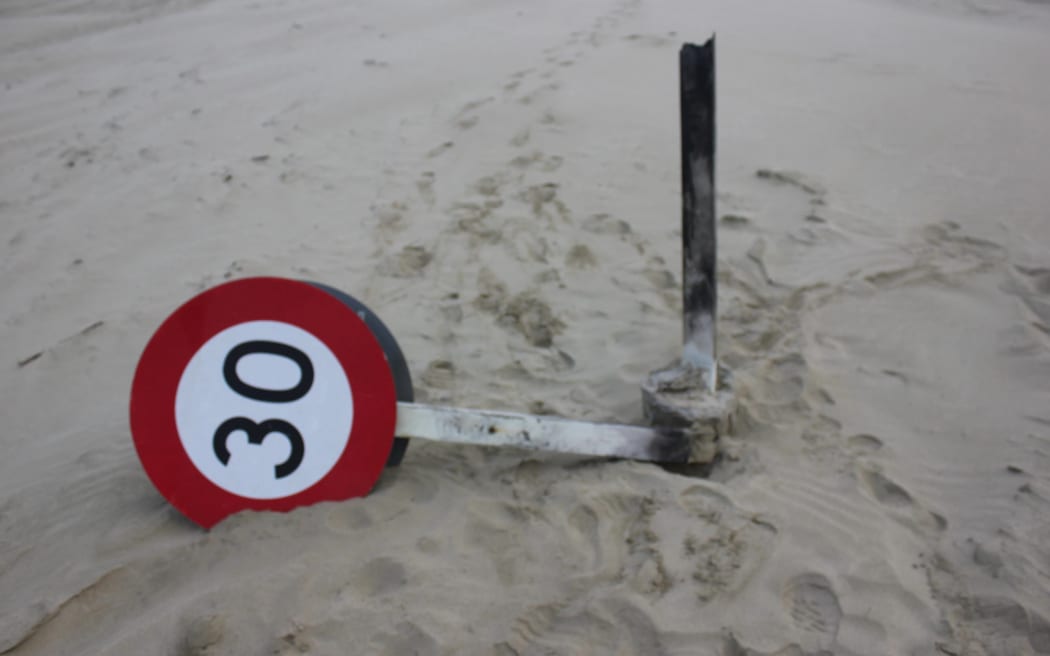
[213,417,305,479]
[213,340,314,478]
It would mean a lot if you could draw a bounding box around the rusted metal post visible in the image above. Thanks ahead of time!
[680,38,717,391]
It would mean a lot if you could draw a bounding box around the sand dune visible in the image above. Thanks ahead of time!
[2,0,1049,654]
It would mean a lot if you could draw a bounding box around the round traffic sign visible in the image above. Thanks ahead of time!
[130,277,397,528]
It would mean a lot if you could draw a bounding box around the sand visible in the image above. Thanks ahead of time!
[2,0,1050,653]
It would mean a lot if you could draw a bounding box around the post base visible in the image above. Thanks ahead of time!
[641,362,735,464]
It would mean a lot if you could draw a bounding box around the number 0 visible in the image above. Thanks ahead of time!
[223,340,314,403]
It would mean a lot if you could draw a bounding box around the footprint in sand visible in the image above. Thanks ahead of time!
[458,97,493,113]
[379,244,432,278]
[622,33,675,48]
[420,359,456,389]
[539,110,559,126]
[368,621,441,656]
[753,168,828,220]
[562,491,669,594]
[415,171,435,207]
[782,572,842,652]
[502,69,533,94]
[473,267,509,313]
[679,485,778,604]
[518,82,561,106]
[325,503,373,535]
[371,203,405,241]
[755,168,825,197]
[509,128,531,147]
[351,557,407,597]
[857,466,948,533]
[581,213,632,236]
[519,183,570,223]
[273,628,312,656]
[966,596,1050,656]
[565,244,598,269]
[425,141,454,159]
[846,433,884,454]
[60,146,97,169]
[178,613,226,656]
[452,97,494,130]
[1007,264,1050,338]
[720,213,752,228]
[1014,264,1050,295]
[739,352,811,427]
[509,151,563,173]
[465,501,533,586]
[857,467,913,508]
[642,256,678,290]
[497,292,565,348]
[508,597,666,655]
[921,221,1005,264]
[473,174,503,197]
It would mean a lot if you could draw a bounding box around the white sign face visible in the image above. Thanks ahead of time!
[175,320,354,499]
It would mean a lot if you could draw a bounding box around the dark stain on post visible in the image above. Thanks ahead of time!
[651,427,693,463]
[680,37,717,376]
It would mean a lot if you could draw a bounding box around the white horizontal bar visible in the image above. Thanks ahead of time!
[394,402,691,463]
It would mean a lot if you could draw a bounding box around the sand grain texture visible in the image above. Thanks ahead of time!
[2,0,1050,654]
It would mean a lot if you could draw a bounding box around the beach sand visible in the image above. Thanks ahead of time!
[2,0,1050,653]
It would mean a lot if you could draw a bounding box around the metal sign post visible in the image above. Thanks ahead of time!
[642,37,735,460]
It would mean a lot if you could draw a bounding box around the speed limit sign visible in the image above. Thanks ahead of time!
[129,277,397,528]
[131,275,716,529]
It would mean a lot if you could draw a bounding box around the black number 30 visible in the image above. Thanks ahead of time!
[213,340,314,479]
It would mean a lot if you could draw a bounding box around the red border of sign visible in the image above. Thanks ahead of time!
[129,277,397,529]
